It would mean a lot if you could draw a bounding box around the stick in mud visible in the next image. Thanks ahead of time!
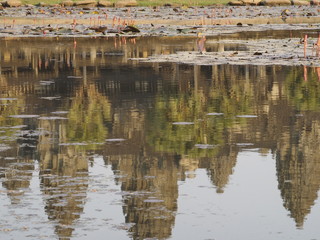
[304,34,308,58]
[197,33,206,54]
[317,34,320,57]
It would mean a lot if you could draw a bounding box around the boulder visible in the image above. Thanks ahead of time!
[310,0,319,4]
[228,0,261,5]
[98,0,112,6]
[38,1,49,6]
[228,0,245,5]
[5,0,22,7]
[115,0,138,7]
[74,0,97,7]
[291,0,309,5]
[241,0,261,5]
[61,0,74,6]
[259,0,291,5]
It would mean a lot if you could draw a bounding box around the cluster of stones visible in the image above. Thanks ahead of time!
[228,0,318,6]
[0,0,138,8]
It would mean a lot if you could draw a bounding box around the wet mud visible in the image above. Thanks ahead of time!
[1,5,319,66]
[0,5,319,37]
[135,36,320,66]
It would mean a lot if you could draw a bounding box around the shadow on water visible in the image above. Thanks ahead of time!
[1,31,320,239]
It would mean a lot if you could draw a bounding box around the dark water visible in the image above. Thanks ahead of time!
[1,35,320,240]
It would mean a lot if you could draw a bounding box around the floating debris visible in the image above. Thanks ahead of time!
[51,111,69,114]
[40,97,61,100]
[9,115,40,118]
[38,116,68,120]
[67,76,83,79]
[59,142,88,146]
[105,138,126,142]
[0,144,11,152]
[207,112,224,116]
[236,143,255,146]
[16,130,48,137]
[122,25,140,33]
[19,143,37,148]
[39,80,55,85]
[143,198,164,203]
[9,125,27,129]
[236,115,258,118]
[195,144,215,149]
[172,122,194,125]
[89,26,108,34]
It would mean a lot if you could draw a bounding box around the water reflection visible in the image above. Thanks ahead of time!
[38,118,88,239]
[1,36,320,239]
[276,119,320,229]
[107,153,179,239]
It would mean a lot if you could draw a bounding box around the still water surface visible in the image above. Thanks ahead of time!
[1,34,320,240]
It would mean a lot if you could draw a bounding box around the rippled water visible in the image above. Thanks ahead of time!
[1,33,320,240]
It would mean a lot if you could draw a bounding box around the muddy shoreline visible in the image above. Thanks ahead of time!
[0,5,319,66]
[0,5,319,36]
[131,37,320,67]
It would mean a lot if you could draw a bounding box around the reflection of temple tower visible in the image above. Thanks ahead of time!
[109,152,178,240]
[103,95,179,239]
[276,118,320,228]
[1,122,38,204]
[66,83,111,145]
[38,119,88,239]
[1,155,35,204]
[202,145,238,194]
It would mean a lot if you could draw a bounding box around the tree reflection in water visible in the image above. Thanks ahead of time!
[0,37,320,239]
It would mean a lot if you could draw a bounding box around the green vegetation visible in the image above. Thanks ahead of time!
[146,85,254,158]
[0,99,25,139]
[286,66,320,112]
[66,84,112,149]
